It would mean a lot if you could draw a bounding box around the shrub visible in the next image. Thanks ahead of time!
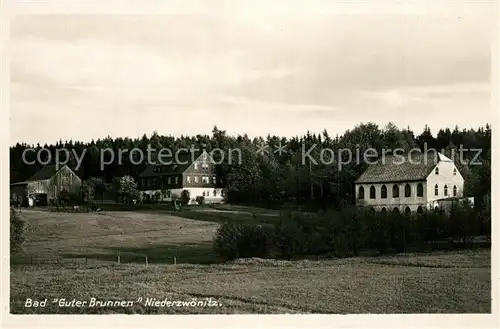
[213,222,275,261]
[10,207,25,255]
[448,203,479,245]
[213,222,241,260]
[274,208,360,259]
[180,190,190,205]
[214,203,487,262]
[331,208,357,257]
[196,196,205,206]
[274,212,306,259]
[154,191,161,203]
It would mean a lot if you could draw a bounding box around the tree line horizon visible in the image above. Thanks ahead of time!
[10,121,491,210]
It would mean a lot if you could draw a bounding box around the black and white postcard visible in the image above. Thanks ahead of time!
[2,1,498,328]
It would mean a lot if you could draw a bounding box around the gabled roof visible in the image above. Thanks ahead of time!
[355,152,447,184]
[10,164,71,185]
[27,164,62,181]
[139,150,208,177]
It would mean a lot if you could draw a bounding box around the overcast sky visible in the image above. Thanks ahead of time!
[11,11,493,144]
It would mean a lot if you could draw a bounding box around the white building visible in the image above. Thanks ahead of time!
[139,150,224,204]
[354,152,467,214]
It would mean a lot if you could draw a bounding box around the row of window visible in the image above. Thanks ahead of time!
[435,167,458,176]
[193,162,210,170]
[159,189,220,198]
[358,183,458,199]
[358,184,422,199]
[186,176,216,184]
[151,160,212,173]
[144,176,179,187]
[152,165,178,173]
[373,206,444,214]
[434,184,457,197]
[376,206,424,214]
[143,175,218,187]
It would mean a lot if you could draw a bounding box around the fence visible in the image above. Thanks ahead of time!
[11,254,179,267]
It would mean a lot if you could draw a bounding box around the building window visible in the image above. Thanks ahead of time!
[194,176,199,183]
[369,185,376,199]
[404,184,411,197]
[167,177,172,184]
[381,207,387,214]
[444,185,448,196]
[187,176,191,183]
[194,163,199,170]
[213,189,217,196]
[358,186,365,199]
[203,152,208,160]
[212,176,217,184]
[417,183,423,197]
[435,167,439,175]
[175,177,178,184]
[202,191,205,197]
[453,185,457,197]
[453,168,457,175]
[202,176,209,183]
[404,207,411,215]
[381,185,387,199]
[417,206,424,214]
[434,184,439,196]
[392,184,399,198]
[167,190,171,198]
[393,207,400,214]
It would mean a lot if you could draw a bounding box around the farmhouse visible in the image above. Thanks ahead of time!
[139,150,223,204]
[10,164,82,206]
[355,151,470,214]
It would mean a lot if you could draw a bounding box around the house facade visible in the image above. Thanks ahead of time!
[139,150,224,204]
[10,164,82,206]
[355,152,466,214]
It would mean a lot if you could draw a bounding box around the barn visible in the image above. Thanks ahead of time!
[10,164,82,206]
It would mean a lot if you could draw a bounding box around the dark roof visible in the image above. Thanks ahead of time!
[355,152,451,184]
[10,164,70,185]
[27,164,62,181]
[139,150,206,177]
[10,181,29,186]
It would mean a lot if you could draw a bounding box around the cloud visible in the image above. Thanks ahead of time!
[360,82,489,107]
[10,14,492,144]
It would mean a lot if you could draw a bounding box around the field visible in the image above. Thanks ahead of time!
[10,208,491,314]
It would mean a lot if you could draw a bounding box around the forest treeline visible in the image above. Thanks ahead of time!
[10,122,491,210]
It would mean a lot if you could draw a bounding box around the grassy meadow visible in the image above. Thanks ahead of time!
[10,207,491,314]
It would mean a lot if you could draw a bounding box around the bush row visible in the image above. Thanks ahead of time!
[213,204,490,261]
